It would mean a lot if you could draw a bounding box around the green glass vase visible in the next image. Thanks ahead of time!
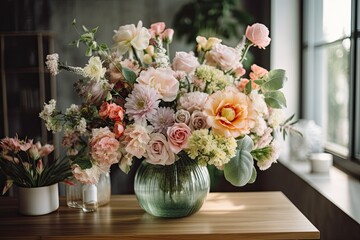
[134,153,210,218]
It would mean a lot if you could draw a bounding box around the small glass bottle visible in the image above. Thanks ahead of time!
[82,184,98,212]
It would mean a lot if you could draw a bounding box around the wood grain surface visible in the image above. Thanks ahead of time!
[0,192,319,239]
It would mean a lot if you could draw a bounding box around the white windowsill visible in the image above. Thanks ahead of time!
[279,158,360,224]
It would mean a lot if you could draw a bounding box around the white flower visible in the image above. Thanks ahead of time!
[45,53,59,76]
[268,109,285,128]
[249,90,268,116]
[76,118,87,134]
[65,104,80,115]
[83,56,106,81]
[257,140,281,170]
[113,21,151,55]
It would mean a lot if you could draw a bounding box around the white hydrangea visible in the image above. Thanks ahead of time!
[249,90,268,116]
[268,109,285,128]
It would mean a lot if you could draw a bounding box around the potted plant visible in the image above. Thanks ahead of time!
[0,136,72,215]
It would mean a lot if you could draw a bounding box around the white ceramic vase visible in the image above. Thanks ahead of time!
[18,183,59,215]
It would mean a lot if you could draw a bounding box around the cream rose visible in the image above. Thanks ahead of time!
[175,109,191,125]
[137,67,179,102]
[245,23,271,49]
[146,133,175,165]
[189,110,208,130]
[172,52,200,73]
[167,123,191,154]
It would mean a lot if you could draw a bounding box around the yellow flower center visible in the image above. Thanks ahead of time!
[221,107,236,122]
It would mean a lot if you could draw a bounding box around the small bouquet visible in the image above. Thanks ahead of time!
[41,20,296,186]
[0,136,72,194]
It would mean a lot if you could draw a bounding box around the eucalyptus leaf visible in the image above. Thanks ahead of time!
[122,67,137,84]
[224,135,254,187]
[264,91,287,109]
[262,69,286,91]
[244,80,252,94]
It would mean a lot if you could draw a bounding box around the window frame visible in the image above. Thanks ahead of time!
[301,0,360,180]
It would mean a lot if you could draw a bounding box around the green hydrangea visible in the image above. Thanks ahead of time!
[185,129,237,167]
[195,65,232,94]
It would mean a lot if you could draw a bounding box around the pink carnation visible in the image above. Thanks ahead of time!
[89,127,120,172]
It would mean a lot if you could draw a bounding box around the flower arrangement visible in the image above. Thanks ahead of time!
[0,136,72,194]
[41,20,296,186]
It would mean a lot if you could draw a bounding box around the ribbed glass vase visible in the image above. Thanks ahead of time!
[134,153,210,218]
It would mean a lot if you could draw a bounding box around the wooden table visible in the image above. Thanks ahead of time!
[0,192,319,239]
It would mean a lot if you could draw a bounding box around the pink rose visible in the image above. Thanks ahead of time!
[245,23,271,49]
[137,67,179,102]
[175,109,191,125]
[146,133,175,165]
[162,28,174,43]
[172,52,200,73]
[150,22,166,37]
[89,127,120,171]
[206,44,241,71]
[189,110,208,130]
[167,123,191,154]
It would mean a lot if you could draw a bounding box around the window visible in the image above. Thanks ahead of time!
[302,0,360,177]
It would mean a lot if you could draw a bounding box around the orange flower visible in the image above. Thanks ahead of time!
[203,87,256,138]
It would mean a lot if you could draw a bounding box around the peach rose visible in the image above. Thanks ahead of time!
[167,123,191,154]
[172,52,200,73]
[146,133,175,165]
[108,103,125,121]
[137,67,179,102]
[245,23,271,49]
[237,78,259,92]
[203,87,256,138]
[72,164,101,184]
[99,102,109,118]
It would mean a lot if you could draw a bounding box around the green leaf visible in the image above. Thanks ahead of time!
[244,80,252,94]
[85,47,92,56]
[82,25,89,32]
[264,91,287,109]
[262,69,286,91]
[91,27,99,34]
[224,135,254,187]
[122,67,137,84]
[254,79,265,85]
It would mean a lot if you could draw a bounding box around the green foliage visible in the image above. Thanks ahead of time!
[69,19,109,57]
[280,114,303,140]
[264,91,287,109]
[173,0,253,44]
[122,67,137,84]
[224,135,255,187]
[261,69,286,91]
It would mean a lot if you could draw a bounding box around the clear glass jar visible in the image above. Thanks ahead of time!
[134,153,210,218]
[82,184,98,212]
[66,172,111,208]
[65,178,83,208]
